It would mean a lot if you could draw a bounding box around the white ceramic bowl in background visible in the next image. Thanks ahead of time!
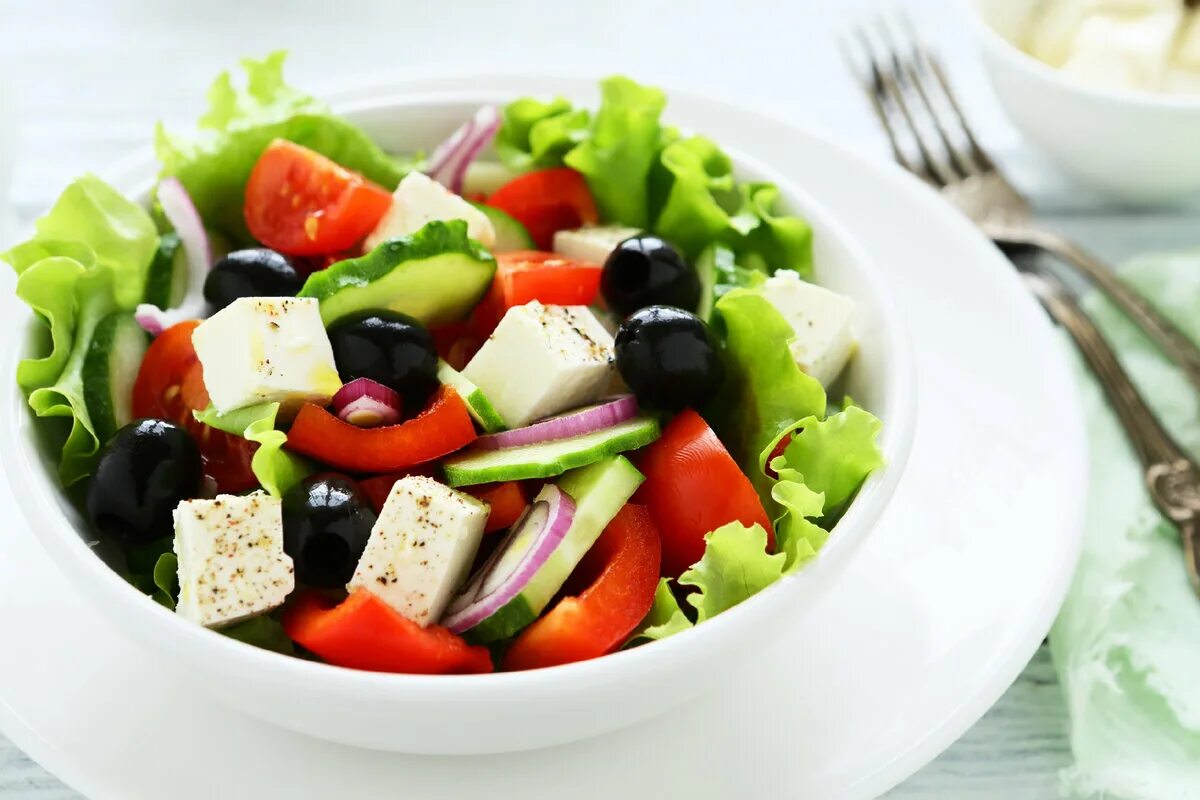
[964,0,1200,204]
[2,84,915,755]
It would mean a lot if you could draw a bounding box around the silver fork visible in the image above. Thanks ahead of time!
[842,16,1200,396]
[1021,267,1200,594]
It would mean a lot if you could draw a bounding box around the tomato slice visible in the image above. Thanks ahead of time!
[503,504,661,670]
[471,250,603,338]
[244,139,393,256]
[283,589,493,675]
[131,321,258,493]
[285,386,477,473]
[636,410,774,577]
[486,168,599,251]
[465,481,529,534]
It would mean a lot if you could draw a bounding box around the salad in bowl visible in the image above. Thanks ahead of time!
[5,54,885,676]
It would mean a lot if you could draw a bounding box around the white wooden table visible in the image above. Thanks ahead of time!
[1,0,1196,796]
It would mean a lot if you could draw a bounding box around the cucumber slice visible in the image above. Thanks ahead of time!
[443,416,660,487]
[472,203,534,253]
[465,455,644,642]
[83,312,149,445]
[142,232,189,309]
[437,359,508,433]
[298,220,496,327]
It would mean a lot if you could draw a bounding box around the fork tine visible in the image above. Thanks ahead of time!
[839,28,924,177]
[900,13,997,174]
[879,17,981,181]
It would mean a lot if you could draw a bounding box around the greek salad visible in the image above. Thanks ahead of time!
[6,54,884,674]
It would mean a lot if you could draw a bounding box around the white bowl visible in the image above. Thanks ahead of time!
[2,83,916,755]
[964,0,1200,204]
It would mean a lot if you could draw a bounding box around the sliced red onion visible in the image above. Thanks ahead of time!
[331,377,402,427]
[427,106,500,195]
[442,485,575,633]
[135,178,213,335]
[473,395,638,451]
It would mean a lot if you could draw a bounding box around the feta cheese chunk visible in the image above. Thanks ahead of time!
[192,296,342,415]
[174,493,295,629]
[552,225,641,265]
[364,171,495,252]
[462,302,615,427]
[348,476,488,627]
[761,270,856,387]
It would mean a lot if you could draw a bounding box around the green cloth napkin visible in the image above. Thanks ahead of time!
[1049,252,1200,799]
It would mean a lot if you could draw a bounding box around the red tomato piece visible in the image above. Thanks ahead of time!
[636,410,774,577]
[130,321,258,493]
[486,168,599,250]
[471,251,603,338]
[283,589,493,675]
[357,466,438,514]
[503,504,661,670]
[244,139,393,256]
[285,386,476,473]
[465,481,529,534]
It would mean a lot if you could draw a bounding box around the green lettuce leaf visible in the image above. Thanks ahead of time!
[156,51,406,244]
[494,96,590,172]
[679,523,785,621]
[627,578,693,645]
[770,479,828,572]
[768,406,885,517]
[13,257,87,394]
[706,289,826,505]
[221,615,295,655]
[194,403,311,497]
[564,76,667,228]
[694,243,767,321]
[152,552,179,609]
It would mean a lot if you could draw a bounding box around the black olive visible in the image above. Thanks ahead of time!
[86,419,203,546]
[282,473,377,588]
[614,306,724,412]
[326,311,439,410]
[203,248,302,312]
[601,235,701,317]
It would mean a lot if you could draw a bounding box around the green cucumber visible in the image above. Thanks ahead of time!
[142,232,189,309]
[83,312,150,445]
[437,359,508,433]
[466,455,644,642]
[472,203,534,253]
[298,220,496,327]
[443,416,660,487]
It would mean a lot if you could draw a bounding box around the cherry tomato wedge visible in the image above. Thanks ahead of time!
[636,409,774,577]
[283,589,492,675]
[130,321,258,493]
[471,251,603,338]
[285,386,476,473]
[486,168,599,251]
[244,139,393,256]
[503,504,661,670]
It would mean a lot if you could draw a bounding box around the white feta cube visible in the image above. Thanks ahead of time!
[761,270,857,387]
[364,171,495,252]
[347,476,489,627]
[552,225,641,265]
[1060,10,1181,92]
[191,296,342,415]
[174,493,295,629]
[462,302,615,427]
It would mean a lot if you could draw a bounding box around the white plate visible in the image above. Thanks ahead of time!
[0,75,1087,799]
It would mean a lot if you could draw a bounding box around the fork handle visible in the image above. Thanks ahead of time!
[992,225,1200,396]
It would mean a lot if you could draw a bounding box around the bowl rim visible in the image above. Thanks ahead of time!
[958,0,1200,111]
[2,78,917,699]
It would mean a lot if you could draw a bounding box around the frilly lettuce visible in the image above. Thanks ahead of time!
[495,96,590,172]
[193,403,311,497]
[4,175,160,483]
[627,578,693,645]
[156,51,406,244]
[679,523,786,621]
[767,406,885,518]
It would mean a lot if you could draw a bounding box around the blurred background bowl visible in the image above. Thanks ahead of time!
[964,0,1200,205]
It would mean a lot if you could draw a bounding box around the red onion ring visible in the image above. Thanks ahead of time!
[331,377,402,427]
[135,178,213,334]
[473,396,638,451]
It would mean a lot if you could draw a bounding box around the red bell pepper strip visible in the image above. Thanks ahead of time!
[636,409,774,577]
[503,504,661,671]
[485,167,599,251]
[465,481,529,534]
[285,386,476,473]
[283,589,493,675]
